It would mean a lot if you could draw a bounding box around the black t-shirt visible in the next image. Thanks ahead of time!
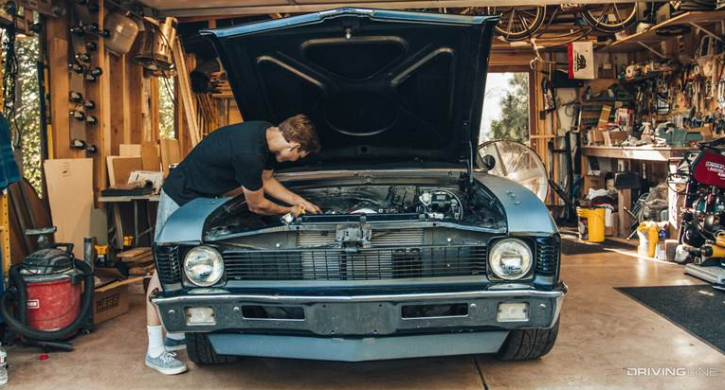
[163,121,276,206]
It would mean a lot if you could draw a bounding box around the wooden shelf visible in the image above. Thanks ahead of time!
[582,146,695,161]
[602,10,725,55]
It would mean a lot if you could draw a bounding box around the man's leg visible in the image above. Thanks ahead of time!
[145,191,187,375]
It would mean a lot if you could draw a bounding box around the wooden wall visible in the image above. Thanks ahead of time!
[44,1,165,200]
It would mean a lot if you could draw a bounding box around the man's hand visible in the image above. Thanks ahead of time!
[289,205,307,217]
[298,199,321,214]
[262,171,322,214]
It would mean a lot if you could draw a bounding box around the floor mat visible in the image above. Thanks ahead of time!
[561,234,635,255]
[616,285,725,355]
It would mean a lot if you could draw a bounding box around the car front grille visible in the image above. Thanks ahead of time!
[535,236,560,276]
[223,245,487,281]
[296,229,424,247]
[154,245,182,284]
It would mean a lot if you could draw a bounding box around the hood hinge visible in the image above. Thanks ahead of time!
[462,120,475,198]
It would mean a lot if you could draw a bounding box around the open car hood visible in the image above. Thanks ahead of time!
[201,8,498,166]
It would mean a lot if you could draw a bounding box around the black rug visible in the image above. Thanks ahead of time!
[616,285,725,355]
[560,234,635,255]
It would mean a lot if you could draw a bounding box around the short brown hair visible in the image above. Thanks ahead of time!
[278,114,320,154]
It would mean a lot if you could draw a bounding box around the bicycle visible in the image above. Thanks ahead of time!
[461,4,639,42]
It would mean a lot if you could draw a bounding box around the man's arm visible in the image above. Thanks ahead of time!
[243,186,299,216]
[262,170,321,213]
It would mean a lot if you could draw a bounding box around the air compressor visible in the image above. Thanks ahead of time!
[0,228,94,350]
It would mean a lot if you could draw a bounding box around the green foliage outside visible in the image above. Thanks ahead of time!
[2,29,43,196]
[159,77,175,139]
[490,73,529,142]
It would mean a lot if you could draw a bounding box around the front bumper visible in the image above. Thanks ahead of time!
[153,283,566,335]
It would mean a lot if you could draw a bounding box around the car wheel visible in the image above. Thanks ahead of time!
[186,333,240,365]
[496,320,559,361]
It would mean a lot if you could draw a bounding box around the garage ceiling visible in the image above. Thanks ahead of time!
[141,0,652,18]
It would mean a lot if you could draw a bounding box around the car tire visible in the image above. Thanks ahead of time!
[496,320,560,361]
[186,333,240,365]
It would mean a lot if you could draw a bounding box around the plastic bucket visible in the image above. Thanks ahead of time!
[577,207,606,243]
[637,221,659,258]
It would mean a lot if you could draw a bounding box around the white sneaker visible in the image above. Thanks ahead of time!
[145,351,188,375]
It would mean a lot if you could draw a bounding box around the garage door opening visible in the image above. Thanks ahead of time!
[479,72,530,144]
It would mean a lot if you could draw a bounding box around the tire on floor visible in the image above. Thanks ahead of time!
[186,333,240,365]
[496,320,560,361]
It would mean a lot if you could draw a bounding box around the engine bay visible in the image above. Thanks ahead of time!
[302,186,464,221]
[205,182,506,239]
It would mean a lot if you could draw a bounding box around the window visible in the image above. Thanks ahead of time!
[480,72,530,144]
[1,28,42,195]
[159,76,175,139]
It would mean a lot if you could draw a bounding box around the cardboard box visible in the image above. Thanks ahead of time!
[597,105,612,130]
[93,277,142,325]
[589,128,605,144]
[583,174,605,193]
[690,126,713,141]
[603,130,628,146]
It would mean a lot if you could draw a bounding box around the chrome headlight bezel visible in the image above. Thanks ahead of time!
[183,246,224,287]
[488,238,534,281]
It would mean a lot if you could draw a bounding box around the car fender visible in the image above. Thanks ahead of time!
[474,173,558,235]
[156,197,230,244]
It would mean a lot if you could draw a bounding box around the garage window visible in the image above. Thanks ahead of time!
[1,28,42,196]
[480,72,530,144]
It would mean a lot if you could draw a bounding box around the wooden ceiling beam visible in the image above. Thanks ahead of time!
[140,0,662,19]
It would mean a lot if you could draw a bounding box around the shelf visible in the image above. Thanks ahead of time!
[602,10,725,55]
[618,70,678,84]
[582,146,696,161]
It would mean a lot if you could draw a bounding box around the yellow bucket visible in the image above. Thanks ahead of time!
[576,207,606,243]
[636,221,659,258]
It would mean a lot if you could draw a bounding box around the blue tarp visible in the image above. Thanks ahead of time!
[0,113,20,191]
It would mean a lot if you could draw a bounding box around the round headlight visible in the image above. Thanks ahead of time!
[184,246,224,287]
[489,239,533,280]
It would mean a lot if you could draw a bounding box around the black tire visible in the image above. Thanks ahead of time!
[466,6,546,41]
[582,4,638,34]
[186,333,240,365]
[497,320,560,361]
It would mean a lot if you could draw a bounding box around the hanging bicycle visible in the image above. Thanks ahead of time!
[461,3,639,42]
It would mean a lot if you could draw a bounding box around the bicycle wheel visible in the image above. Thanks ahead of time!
[481,6,547,41]
[582,3,638,33]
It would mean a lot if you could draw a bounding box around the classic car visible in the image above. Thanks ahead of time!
[152,8,566,364]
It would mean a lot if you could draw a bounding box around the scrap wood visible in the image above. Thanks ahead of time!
[117,247,151,259]
[160,139,181,176]
[141,142,161,171]
[119,144,142,157]
[129,263,155,276]
[173,38,201,146]
[121,254,153,265]
[106,156,143,186]
[95,276,145,292]
[128,259,154,268]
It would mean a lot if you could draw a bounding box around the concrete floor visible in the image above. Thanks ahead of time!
[7,244,725,390]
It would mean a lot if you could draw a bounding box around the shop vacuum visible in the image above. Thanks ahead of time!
[0,228,94,351]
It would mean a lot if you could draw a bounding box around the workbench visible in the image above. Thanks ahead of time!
[98,194,160,248]
[581,146,695,238]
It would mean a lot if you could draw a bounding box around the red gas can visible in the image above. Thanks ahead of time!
[25,275,81,331]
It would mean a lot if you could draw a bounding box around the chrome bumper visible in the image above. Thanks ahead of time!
[153,283,567,335]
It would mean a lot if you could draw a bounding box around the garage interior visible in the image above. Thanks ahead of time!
[1,0,725,389]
